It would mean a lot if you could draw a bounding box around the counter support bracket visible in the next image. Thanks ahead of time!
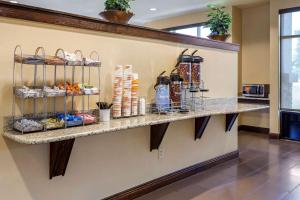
[50,139,75,179]
[150,123,170,151]
[195,116,211,140]
[226,113,239,132]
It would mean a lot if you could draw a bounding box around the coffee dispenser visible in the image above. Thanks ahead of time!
[154,71,170,113]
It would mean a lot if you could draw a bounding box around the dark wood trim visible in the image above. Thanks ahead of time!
[49,139,75,179]
[0,1,240,52]
[238,125,270,134]
[195,116,211,140]
[238,98,270,105]
[104,150,239,200]
[269,133,280,139]
[165,22,207,31]
[150,123,170,151]
[226,113,239,132]
[279,7,300,14]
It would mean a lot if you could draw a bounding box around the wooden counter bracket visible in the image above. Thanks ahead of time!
[195,116,211,140]
[50,139,75,179]
[225,113,239,132]
[150,123,170,151]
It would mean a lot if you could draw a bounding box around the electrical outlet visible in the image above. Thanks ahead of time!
[158,146,164,159]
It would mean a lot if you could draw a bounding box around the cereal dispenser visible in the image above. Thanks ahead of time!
[177,49,192,89]
[176,49,209,111]
[169,68,183,109]
[190,50,204,92]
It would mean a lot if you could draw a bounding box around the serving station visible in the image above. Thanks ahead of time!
[0,2,265,199]
[3,98,268,179]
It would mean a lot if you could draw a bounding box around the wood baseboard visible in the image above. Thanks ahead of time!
[269,133,280,139]
[103,150,239,200]
[238,125,270,134]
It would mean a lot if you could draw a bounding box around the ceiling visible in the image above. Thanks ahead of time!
[6,0,269,24]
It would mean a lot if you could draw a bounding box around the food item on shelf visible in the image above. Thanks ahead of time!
[191,55,203,89]
[15,86,43,98]
[76,113,96,124]
[14,54,44,65]
[43,86,65,97]
[78,84,99,95]
[131,73,139,116]
[57,82,82,95]
[177,63,190,87]
[83,58,101,66]
[57,52,83,66]
[44,55,65,65]
[122,65,133,117]
[170,72,183,108]
[112,65,123,118]
[14,119,44,132]
[177,49,192,88]
[57,114,83,127]
[41,118,64,130]
[191,64,200,85]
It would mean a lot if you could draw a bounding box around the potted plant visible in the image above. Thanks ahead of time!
[206,4,232,42]
[99,0,135,24]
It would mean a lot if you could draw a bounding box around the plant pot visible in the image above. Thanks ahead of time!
[99,10,134,24]
[208,34,230,42]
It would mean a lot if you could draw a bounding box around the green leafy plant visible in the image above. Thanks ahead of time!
[206,4,232,36]
[104,0,135,12]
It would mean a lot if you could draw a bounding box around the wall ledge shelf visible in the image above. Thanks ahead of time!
[0,1,240,52]
[3,102,269,145]
[2,101,269,179]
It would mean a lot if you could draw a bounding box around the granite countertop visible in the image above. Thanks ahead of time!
[2,99,269,145]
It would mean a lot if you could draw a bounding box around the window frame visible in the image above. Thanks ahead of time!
[279,7,300,111]
[165,22,209,38]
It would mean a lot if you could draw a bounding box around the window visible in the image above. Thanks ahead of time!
[280,7,300,111]
[166,23,211,39]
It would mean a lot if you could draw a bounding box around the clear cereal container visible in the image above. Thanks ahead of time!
[169,71,183,109]
[191,54,204,91]
[177,49,192,88]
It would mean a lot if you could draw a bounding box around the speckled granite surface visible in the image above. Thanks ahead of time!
[2,98,269,145]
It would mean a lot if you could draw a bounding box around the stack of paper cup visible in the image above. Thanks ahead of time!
[131,73,139,115]
[112,65,123,118]
[122,65,133,117]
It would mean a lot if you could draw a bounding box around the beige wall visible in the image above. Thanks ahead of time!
[239,3,270,129]
[269,0,300,134]
[241,4,270,85]
[232,7,243,92]
[0,17,238,199]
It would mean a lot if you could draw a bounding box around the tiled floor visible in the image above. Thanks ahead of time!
[135,131,300,200]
